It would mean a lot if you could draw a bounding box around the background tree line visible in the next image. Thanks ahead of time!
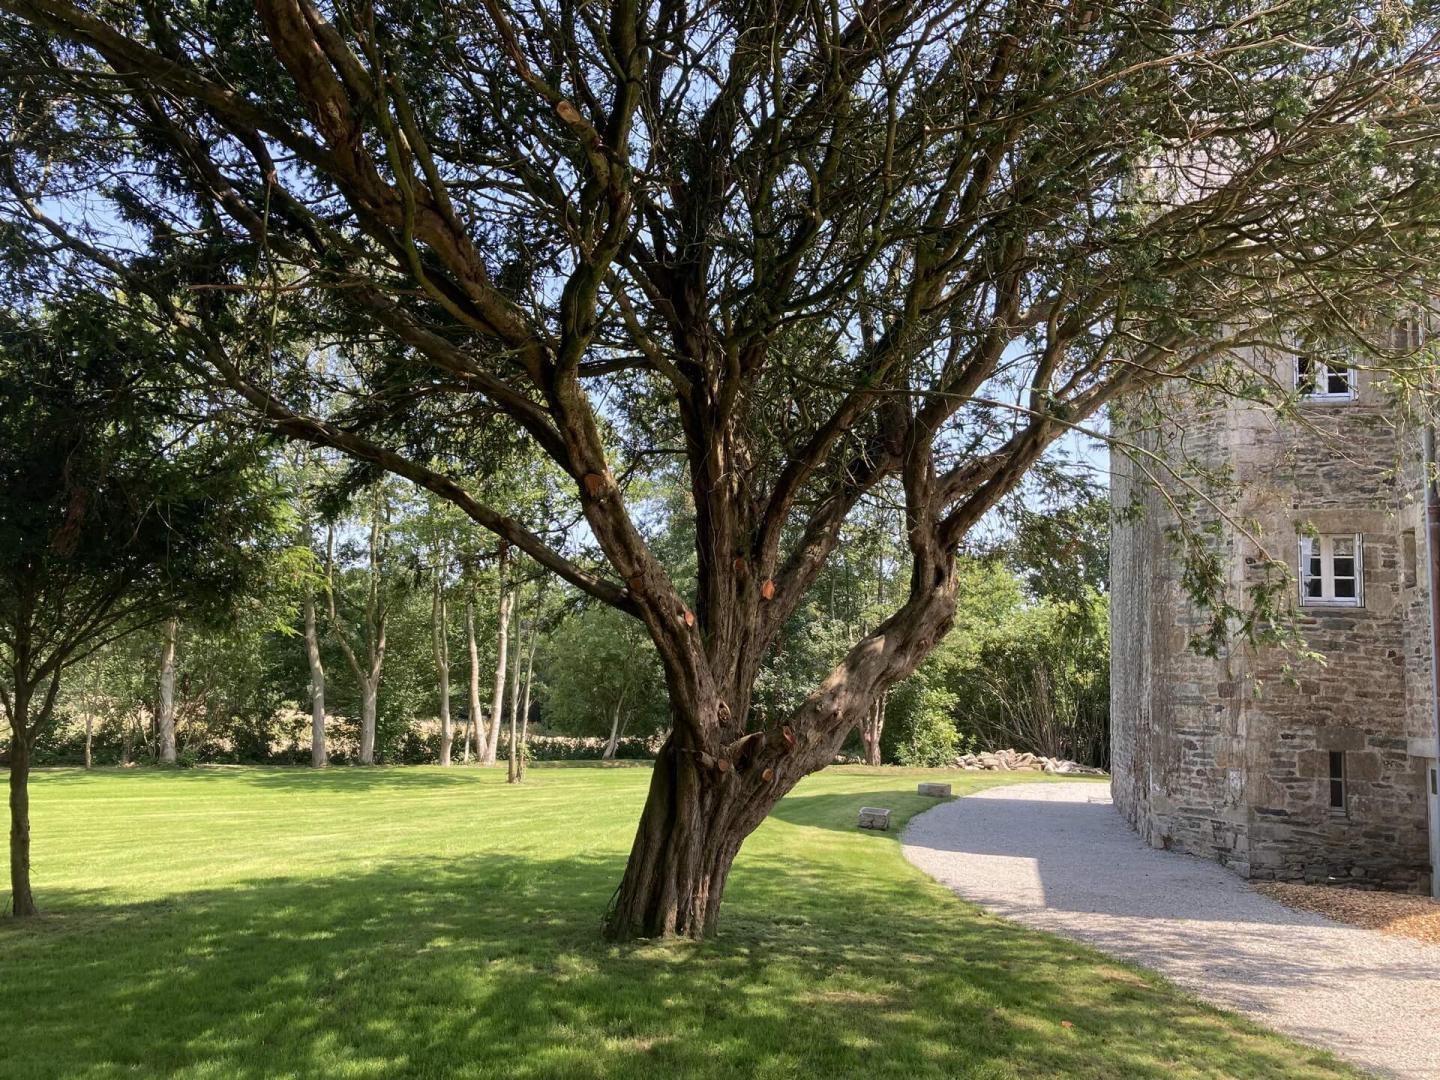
[14,440,1111,774]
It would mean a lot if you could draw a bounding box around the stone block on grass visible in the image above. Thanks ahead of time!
[858,807,892,830]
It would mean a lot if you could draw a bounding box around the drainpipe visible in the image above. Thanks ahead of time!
[1423,425,1440,897]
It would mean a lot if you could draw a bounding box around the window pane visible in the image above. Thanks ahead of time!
[1333,576,1356,599]
[1333,537,1354,557]
[1330,779,1345,808]
[1297,355,1317,394]
[1327,364,1350,395]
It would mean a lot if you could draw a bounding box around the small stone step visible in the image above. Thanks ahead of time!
[858,806,892,830]
[917,782,952,798]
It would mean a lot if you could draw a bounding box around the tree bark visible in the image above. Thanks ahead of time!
[303,568,327,768]
[518,620,537,781]
[465,597,481,764]
[603,685,628,760]
[484,550,511,766]
[604,736,751,939]
[157,616,178,764]
[606,554,958,940]
[506,610,524,784]
[7,684,36,917]
[358,679,378,766]
[433,571,453,766]
[860,692,886,766]
[83,712,93,771]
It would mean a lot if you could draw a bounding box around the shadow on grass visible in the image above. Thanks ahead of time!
[30,764,506,793]
[1,847,1359,1079]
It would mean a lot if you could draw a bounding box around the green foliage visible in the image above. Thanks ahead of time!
[537,604,667,742]
[886,682,966,767]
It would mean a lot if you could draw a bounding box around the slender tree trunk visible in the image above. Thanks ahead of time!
[603,686,628,760]
[7,684,36,917]
[860,692,886,766]
[485,562,511,767]
[518,625,537,781]
[157,617,178,765]
[120,711,134,766]
[465,598,481,764]
[506,613,523,784]
[83,712,93,771]
[434,575,453,766]
[359,679,377,765]
[304,577,327,768]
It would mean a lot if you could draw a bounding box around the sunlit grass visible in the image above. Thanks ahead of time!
[1,765,1360,1078]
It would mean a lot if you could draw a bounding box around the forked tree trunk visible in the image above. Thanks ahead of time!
[7,685,36,917]
[465,598,481,764]
[157,617,178,765]
[358,680,378,765]
[303,578,327,768]
[603,687,628,760]
[606,564,958,940]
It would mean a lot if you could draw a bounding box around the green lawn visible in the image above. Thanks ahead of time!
[1,765,1359,1079]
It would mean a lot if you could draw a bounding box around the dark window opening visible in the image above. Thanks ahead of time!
[1329,751,1347,811]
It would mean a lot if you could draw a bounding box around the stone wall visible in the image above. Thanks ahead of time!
[1111,352,1435,891]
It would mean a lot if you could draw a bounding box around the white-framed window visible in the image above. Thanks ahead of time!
[1295,354,1355,401]
[1299,533,1363,607]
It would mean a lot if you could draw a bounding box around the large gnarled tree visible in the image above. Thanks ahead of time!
[1,0,1438,936]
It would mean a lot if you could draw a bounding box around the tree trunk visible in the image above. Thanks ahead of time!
[518,623,537,782]
[860,692,886,766]
[157,617,178,765]
[434,575,453,766]
[485,564,511,767]
[7,685,36,917]
[506,613,523,783]
[303,577,327,768]
[604,736,753,940]
[359,680,377,765]
[603,686,628,760]
[83,711,93,771]
[465,597,482,764]
[607,558,958,940]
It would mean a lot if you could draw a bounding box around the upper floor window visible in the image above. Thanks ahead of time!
[1300,534,1363,607]
[1295,354,1355,401]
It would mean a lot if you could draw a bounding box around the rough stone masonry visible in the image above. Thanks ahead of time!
[1110,341,1439,892]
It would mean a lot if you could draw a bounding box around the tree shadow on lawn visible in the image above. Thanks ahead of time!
[0,851,1358,1079]
[30,765,518,793]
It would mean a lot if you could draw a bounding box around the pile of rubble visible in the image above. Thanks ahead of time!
[952,748,1107,775]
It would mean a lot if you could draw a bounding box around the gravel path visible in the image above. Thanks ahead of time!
[902,781,1440,1080]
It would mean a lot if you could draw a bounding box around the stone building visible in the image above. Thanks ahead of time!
[1110,345,1440,894]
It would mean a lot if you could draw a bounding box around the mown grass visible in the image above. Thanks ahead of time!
[1,765,1361,1079]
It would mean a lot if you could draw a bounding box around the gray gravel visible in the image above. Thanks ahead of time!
[902,781,1440,1080]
